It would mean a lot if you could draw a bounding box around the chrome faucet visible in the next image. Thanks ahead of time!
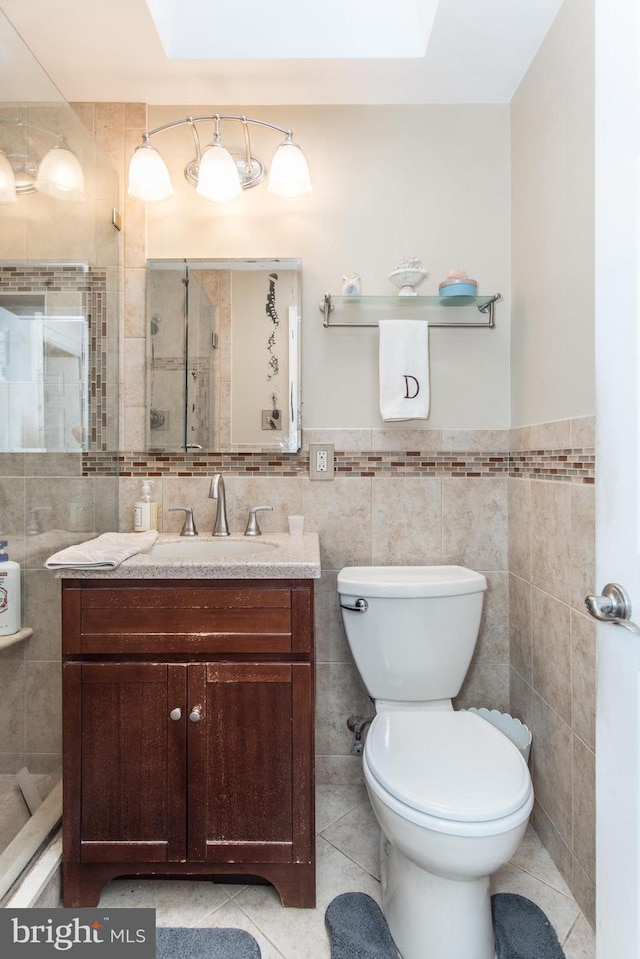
[209,473,230,536]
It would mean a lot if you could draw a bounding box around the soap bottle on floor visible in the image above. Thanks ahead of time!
[133,480,158,533]
[0,540,21,636]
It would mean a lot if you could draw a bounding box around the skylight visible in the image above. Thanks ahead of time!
[145,0,440,60]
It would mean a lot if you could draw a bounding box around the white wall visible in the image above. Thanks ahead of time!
[511,0,595,427]
[146,104,511,430]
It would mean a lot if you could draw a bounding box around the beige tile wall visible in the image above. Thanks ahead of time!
[508,416,596,926]
[0,453,118,774]
[71,101,148,453]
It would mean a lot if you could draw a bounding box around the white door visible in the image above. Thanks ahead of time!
[594,1,640,954]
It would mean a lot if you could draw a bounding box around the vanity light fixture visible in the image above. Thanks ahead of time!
[0,118,85,204]
[127,113,312,203]
[34,146,85,202]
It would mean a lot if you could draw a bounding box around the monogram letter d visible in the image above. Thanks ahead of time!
[403,375,420,399]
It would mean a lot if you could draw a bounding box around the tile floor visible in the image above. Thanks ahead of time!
[88,784,595,959]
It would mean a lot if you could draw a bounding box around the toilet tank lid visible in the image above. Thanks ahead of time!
[337,565,487,598]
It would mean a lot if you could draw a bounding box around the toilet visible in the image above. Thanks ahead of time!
[337,565,533,959]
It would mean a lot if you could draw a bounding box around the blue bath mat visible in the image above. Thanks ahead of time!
[325,892,399,959]
[492,893,565,958]
[156,926,261,959]
[325,891,566,959]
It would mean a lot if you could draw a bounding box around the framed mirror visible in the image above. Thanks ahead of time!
[147,258,301,453]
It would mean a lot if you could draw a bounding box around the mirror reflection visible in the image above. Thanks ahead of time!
[0,262,116,455]
[0,292,87,451]
[147,258,301,453]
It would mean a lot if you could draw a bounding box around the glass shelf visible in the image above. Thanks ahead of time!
[320,293,500,328]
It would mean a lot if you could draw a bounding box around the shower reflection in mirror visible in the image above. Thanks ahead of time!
[146,258,302,453]
[0,292,87,452]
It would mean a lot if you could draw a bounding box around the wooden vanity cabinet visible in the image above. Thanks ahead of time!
[61,578,315,908]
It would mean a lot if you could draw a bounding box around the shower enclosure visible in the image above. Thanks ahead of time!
[0,7,120,903]
[147,260,218,451]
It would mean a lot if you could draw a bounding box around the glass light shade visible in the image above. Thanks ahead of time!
[0,152,17,204]
[196,141,242,202]
[35,146,85,202]
[267,137,312,198]
[128,143,174,201]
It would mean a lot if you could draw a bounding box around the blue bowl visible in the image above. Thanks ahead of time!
[439,281,478,298]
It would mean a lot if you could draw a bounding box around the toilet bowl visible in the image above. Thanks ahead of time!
[364,709,533,959]
[337,566,534,959]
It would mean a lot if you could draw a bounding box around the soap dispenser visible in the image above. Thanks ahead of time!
[0,540,21,636]
[133,480,158,533]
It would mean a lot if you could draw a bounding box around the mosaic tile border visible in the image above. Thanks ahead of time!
[509,449,595,483]
[82,447,595,484]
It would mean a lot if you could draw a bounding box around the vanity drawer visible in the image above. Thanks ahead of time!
[62,580,313,656]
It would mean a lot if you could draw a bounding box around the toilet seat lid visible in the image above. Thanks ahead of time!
[366,711,532,823]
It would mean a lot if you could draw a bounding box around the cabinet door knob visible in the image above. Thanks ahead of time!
[189,707,202,723]
[169,707,182,721]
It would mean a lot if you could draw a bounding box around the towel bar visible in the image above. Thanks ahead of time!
[320,293,500,329]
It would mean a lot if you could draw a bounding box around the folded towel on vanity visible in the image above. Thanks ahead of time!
[379,319,430,421]
[44,531,158,569]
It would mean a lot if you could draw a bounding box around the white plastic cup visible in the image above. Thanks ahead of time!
[288,515,305,535]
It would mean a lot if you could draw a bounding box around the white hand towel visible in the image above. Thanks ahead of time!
[379,320,430,421]
[44,531,158,570]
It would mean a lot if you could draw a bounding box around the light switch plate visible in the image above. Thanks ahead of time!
[309,442,334,480]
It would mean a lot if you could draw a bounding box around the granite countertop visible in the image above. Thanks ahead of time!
[59,532,321,580]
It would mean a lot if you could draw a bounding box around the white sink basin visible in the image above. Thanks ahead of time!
[149,538,277,561]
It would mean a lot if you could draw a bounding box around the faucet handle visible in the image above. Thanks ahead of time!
[168,505,198,536]
[244,505,273,536]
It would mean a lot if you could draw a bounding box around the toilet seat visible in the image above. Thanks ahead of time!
[365,710,533,835]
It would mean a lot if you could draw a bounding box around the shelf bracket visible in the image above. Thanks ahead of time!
[477,294,500,329]
[321,293,333,327]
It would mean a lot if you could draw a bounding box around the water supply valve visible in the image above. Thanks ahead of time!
[347,714,374,756]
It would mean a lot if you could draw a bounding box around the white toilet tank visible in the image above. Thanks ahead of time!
[337,566,487,702]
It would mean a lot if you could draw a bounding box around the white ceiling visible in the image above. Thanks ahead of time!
[0,0,565,105]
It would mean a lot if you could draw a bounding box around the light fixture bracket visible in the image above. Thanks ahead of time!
[184,152,266,191]
[4,152,39,195]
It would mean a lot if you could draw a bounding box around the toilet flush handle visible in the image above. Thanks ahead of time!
[339,598,368,613]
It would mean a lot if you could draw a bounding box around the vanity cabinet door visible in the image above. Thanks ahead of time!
[63,662,188,863]
[187,661,314,865]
